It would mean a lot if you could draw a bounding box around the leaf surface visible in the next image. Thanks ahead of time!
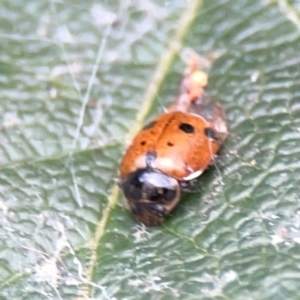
[1,0,300,299]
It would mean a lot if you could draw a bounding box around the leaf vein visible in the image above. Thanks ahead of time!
[82,0,204,297]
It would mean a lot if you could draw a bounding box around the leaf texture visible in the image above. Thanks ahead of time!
[1,0,300,299]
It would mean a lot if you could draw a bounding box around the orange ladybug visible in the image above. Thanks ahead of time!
[119,53,228,226]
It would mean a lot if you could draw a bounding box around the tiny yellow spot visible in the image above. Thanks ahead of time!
[191,70,208,87]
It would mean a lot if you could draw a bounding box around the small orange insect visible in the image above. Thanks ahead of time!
[119,52,228,226]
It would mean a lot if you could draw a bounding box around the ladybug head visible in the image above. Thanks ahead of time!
[120,169,181,226]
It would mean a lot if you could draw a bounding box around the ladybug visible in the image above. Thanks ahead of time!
[119,53,228,226]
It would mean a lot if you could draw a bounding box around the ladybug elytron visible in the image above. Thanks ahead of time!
[119,53,228,226]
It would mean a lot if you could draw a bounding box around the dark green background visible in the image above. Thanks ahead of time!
[1,0,300,299]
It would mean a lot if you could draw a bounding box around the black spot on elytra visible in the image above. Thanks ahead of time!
[141,141,146,146]
[142,121,156,131]
[179,123,195,134]
[167,142,174,147]
[204,128,217,141]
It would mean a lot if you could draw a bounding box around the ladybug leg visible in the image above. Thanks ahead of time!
[150,203,167,217]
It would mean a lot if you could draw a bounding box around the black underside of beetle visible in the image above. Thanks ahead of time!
[121,168,177,205]
[120,167,202,225]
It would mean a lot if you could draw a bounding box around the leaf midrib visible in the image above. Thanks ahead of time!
[82,0,204,297]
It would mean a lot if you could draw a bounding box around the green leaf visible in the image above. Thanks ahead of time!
[1,0,300,299]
